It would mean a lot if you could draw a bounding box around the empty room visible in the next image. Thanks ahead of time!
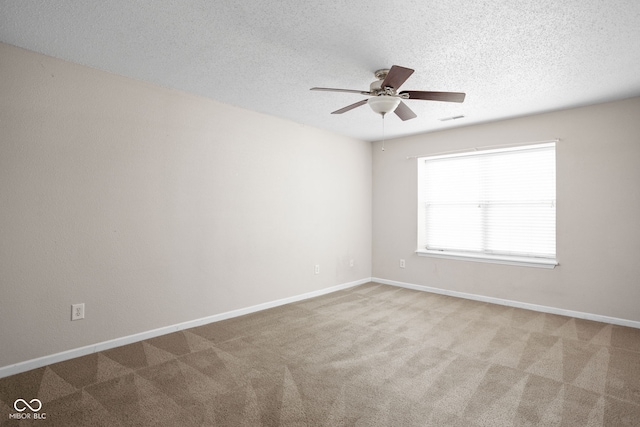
[1,1,639,426]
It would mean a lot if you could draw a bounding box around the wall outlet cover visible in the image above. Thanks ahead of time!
[71,303,85,321]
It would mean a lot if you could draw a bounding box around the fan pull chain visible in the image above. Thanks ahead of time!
[381,113,386,151]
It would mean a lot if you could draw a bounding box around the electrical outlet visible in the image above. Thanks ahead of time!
[71,303,85,321]
[314,264,320,274]
[400,259,406,268]
[349,259,354,267]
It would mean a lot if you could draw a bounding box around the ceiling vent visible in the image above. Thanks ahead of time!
[439,115,465,122]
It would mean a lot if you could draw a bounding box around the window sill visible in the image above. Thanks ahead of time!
[416,250,558,269]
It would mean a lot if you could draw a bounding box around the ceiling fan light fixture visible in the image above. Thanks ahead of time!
[367,96,401,116]
[312,65,465,120]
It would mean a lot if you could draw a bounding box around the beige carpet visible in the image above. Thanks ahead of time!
[1,282,639,426]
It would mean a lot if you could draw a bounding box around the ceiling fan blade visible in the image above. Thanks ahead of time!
[311,87,371,95]
[400,91,466,103]
[381,65,414,90]
[331,99,368,114]
[394,101,417,121]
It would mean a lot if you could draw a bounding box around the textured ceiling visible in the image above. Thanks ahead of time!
[2,1,640,141]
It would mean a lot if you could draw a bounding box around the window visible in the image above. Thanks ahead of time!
[417,142,557,268]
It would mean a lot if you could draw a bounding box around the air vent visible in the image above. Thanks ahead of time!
[439,115,465,122]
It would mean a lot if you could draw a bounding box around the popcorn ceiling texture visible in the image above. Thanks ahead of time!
[1,0,640,141]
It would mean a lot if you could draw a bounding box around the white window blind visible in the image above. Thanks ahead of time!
[417,142,556,267]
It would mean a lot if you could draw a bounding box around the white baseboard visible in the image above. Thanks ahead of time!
[0,278,371,379]
[373,277,640,329]
[7,276,634,379]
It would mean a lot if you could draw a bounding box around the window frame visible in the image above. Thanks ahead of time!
[416,142,558,269]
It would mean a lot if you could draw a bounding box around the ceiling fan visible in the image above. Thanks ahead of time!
[311,65,465,121]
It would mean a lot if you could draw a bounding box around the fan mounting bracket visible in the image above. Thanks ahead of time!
[374,69,390,80]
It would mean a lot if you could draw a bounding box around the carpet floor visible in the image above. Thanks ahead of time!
[1,282,639,426]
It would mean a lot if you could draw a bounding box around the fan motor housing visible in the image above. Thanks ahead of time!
[370,69,397,96]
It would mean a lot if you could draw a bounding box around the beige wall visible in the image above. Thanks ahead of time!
[373,97,640,322]
[0,43,372,368]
